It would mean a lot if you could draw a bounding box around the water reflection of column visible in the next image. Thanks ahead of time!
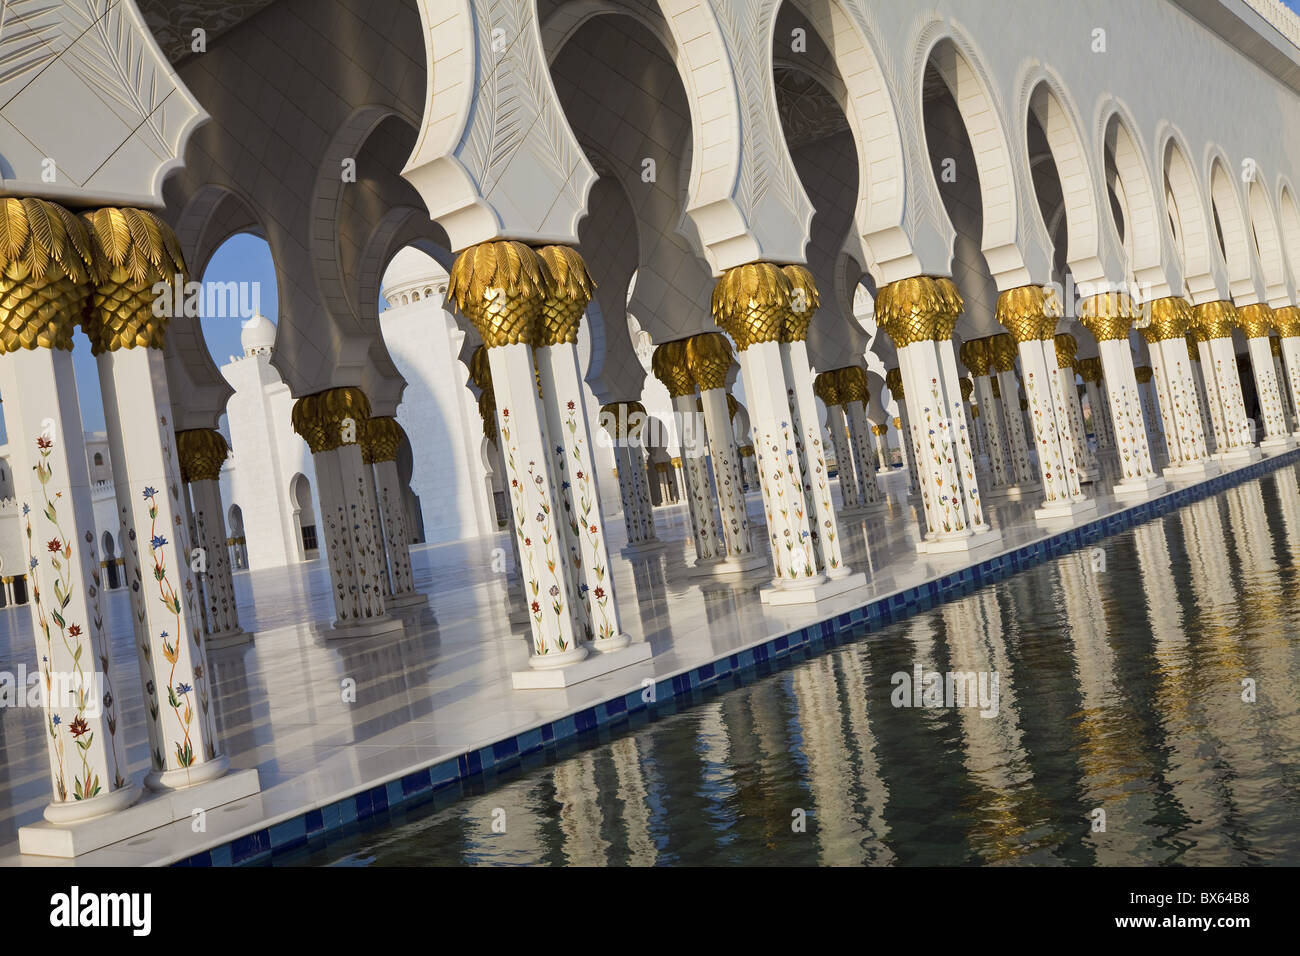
[791,656,862,865]
[552,750,611,865]
[1131,518,1225,850]
[835,647,894,862]
[940,588,1032,860]
[1055,550,1150,863]
[604,736,657,865]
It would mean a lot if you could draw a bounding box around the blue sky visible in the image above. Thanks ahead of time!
[71,234,280,432]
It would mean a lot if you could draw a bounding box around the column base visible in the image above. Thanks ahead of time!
[696,552,770,579]
[145,753,231,792]
[19,768,261,859]
[1033,497,1098,525]
[384,590,428,609]
[206,627,253,650]
[760,571,865,606]
[1163,460,1221,481]
[1214,446,1264,467]
[512,641,652,689]
[621,538,668,558]
[916,528,1004,557]
[590,632,631,653]
[1260,435,1296,454]
[328,615,405,639]
[1110,475,1167,500]
[842,498,890,517]
[982,482,1041,501]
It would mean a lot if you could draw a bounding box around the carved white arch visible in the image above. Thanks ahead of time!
[916,25,1030,288]
[1276,182,1300,297]
[1206,148,1261,304]
[1100,102,1174,298]
[1245,174,1292,306]
[1159,127,1223,304]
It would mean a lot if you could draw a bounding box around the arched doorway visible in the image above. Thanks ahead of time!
[101,531,120,590]
[227,504,248,569]
[289,474,318,560]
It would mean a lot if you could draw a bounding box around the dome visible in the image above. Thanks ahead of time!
[381,247,449,303]
[241,313,276,355]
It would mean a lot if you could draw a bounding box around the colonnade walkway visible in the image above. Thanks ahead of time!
[0,453,1290,865]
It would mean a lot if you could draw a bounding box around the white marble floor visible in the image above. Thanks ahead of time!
[0,458,1250,865]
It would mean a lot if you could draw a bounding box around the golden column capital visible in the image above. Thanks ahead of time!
[534,244,594,346]
[711,261,791,350]
[1053,333,1079,370]
[651,338,695,397]
[885,366,904,401]
[600,401,647,439]
[738,445,755,458]
[0,197,96,354]
[835,366,869,405]
[959,337,992,377]
[685,332,735,390]
[447,240,546,347]
[871,423,888,436]
[1270,334,1283,357]
[812,371,841,407]
[80,207,184,355]
[989,333,1019,373]
[779,264,819,342]
[959,377,973,401]
[995,284,1058,342]
[175,428,229,483]
[290,386,372,454]
[990,375,1002,398]
[360,416,403,464]
[1075,356,1104,384]
[1237,303,1275,340]
[1142,296,1193,343]
[1185,333,1201,361]
[874,275,962,346]
[1191,300,1238,341]
[1079,291,1139,342]
[478,390,498,443]
[1134,365,1153,384]
[1273,305,1300,338]
[468,344,492,392]
[892,416,902,429]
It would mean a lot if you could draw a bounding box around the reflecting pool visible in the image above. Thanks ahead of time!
[283,466,1300,866]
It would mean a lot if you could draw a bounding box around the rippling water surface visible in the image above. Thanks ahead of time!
[284,468,1300,866]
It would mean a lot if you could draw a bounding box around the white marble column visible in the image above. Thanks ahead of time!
[533,245,632,653]
[176,429,248,646]
[688,333,763,573]
[838,370,883,510]
[1139,300,1217,479]
[875,277,997,554]
[1193,301,1261,464]
[1274,307,1300,438]
[779,291,853,580]
[0,218,138,833]
[290,390,397,639]
[1079,293,1165,497]
[601,403,662,554]
[988,334,1038,487]
[713,262,865,601]
[1053,334,1095,476]
[1134,367,1165,454]
[83,212,234,795]
[997,287,1091,521]
[814,372,860,510]
[871,423,890,471]
[1238,304,1294,452]
[364,418,424,607]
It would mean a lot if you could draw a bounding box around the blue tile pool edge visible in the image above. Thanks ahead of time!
[170,447,1300,867]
